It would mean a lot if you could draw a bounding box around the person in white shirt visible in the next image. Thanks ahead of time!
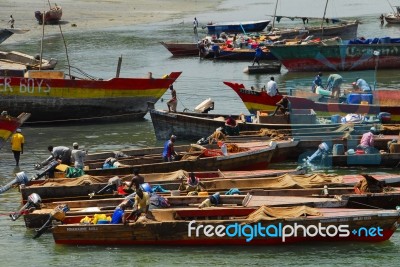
[71,142,86,169]
[266,77,280,96]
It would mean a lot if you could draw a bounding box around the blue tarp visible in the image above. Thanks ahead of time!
[347,37,400,44]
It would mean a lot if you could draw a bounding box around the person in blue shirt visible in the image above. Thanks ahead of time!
[252,45,263,66]
[353,78,371,92]
[111,203,126,224]
[311,72,323,93]
[162,135,178,162]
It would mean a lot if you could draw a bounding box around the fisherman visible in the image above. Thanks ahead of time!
[353,78,372,93]
[39,145,72,168]
[111,203,127,224]
[125,187,150,222]
[252,45,263,66]
[8,15,14,28]
[266,77,280,97]
[126,168,145,191]
[326,74,343,98]
[270,96,290,116]
[178,172,206,194]
[10,128,24,166]
[162,135,178,162]
[70,142,86,170]
[166,84,177,112]
[311,72,323,93]
[379,14,384,26]
[357,127,377,154]
[193,17,199,34]
[224,115,239,135]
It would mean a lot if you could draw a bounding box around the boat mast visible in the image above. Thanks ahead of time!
[271,0,279,29]
[320,0,329,37]
[385,0,396,13]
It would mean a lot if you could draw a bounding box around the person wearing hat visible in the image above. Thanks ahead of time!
[357,127,376,154]
[311,72,323,93]
[162,135,178,162]
[353,78,371,93]
[10,128,24,166]
[71,142,86,170]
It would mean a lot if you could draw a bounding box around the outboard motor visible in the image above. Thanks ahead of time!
[32,160,60,180]
[10,193,42,221]
[0,172,30,194]
[89,176,122,198]
[34,204,70,239]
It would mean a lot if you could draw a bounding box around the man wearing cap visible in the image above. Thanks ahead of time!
[71,142,86,169]
[10,128,24,166]
[357,127,376,153]
[162,135,178,162]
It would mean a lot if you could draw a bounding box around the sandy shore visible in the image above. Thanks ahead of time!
[0,0,221,44]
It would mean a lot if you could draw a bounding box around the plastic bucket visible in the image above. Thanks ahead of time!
[245,115,252,123]
[332,144,345,155]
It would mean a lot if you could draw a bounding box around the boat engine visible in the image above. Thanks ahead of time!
[10,193,42,221]
[194,98,214,113]
[0,172,30,194]
[32,160,60,180]
[34,204,70,239]
[89,176,122,198]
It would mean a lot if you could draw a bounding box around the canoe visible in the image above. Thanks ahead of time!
[323,152,400,167]
[244,62,281,74]
[51,206,400,245]
[0,71,181,123]
[160,42,199,57]
[0,50,57,73]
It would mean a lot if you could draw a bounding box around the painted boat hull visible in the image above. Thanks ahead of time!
[206,20,270,35]
[0,72,181,123]
[0,112,30,150]
[269,42,400,71]
[52,208,399,245]
[160,42,199,56]
[202,49,277,60]
[224,81,400,122]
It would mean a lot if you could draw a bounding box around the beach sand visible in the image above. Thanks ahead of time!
[1,0,220,44]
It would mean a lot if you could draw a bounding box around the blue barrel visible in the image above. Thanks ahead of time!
[331,114,341,123]
[333,144,345,155]
[360,94,373,104]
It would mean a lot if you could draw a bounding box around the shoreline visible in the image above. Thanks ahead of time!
[0,0,223,45]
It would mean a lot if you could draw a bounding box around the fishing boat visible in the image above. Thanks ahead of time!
[267,37,400,72]
[0,28,29,45]
[0,112,31,150]
[0,50,57,73]
[51,206,400,245]
[205,20,270,35]
[224,81,400,122]
[34,3,62,25]
[0,71,181,123]
[243,62,281,74]
[160,42,199,57]
[319,152,400,168]
[384,6,400,24]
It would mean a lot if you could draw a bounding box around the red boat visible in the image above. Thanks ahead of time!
[0,71,181,123]
[224,81,400,122]
[160,42,199,56]
[0,112,30,150]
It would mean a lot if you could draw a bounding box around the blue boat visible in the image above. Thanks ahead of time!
[206,20,270,35]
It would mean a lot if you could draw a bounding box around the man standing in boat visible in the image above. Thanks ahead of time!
[162,135,178,162]
[167,84,177,112]
[311,72,323,93]
[252,45,263,66]
[127,168,145,191]
[326,74,343,98]
[71,142,86,170]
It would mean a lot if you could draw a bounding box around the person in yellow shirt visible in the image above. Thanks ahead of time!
[11,128,24,166]
[125,187,150,222]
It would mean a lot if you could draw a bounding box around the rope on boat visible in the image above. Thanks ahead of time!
[64,65,102,80]
[347,200,384,210]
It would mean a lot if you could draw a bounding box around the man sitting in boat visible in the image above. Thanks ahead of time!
[126,168,145,191]
[224,115,240,136]
[326,74,343,98]
[352,78,372,93]
[270,96,290,116]
[111,203,127,224]
[125,187,150,222]
[266,77,280,97]
[178,172,205,195]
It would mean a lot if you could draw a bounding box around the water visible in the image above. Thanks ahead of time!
[1,0,400,265]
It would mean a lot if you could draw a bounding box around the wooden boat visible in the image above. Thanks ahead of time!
[34,3,62,25]
[0,50,57,73]
[148,105,383,141]
[201,47,277,60]
[0,112,31,150]
[243,62,281,74]
[0,71,181,123]
[224,81,400,122]
[384,6,400,24]
[160,42,199,57]
[83,141,277,176]
[268,37,400,71]
[51,206,400,245]
[0,28,29,45]
[322,152,400,168]
[206,20,270,35]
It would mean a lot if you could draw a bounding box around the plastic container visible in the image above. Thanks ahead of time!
[245,115,252,123]
[198,191,209,197]
[332,144,345,155]
[347,93,361,104]
[331,114,341,124]
[360,93,373,104]
[97,220,110,224]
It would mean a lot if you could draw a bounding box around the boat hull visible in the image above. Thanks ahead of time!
[0,72,181,123]
[269,42,400,71]
[160,42,199,56]
[206,20,270,35]
[0,112,30,150]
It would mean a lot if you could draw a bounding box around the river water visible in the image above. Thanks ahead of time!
[1,0,400,266]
